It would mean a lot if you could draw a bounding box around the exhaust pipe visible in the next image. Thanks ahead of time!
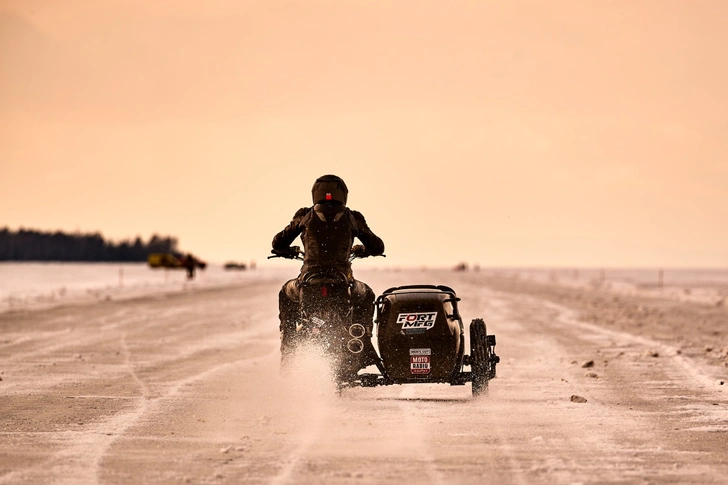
[346,338,364,354]
[349,323,366,338]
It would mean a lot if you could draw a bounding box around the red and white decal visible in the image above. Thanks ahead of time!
[410,355,431,374]
[397,312,437,333]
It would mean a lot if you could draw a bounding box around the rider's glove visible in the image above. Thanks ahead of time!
[272,246,300,259]
[351,245,369,258]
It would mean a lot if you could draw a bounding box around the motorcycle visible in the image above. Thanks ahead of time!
[268,246,383,384]
[269,247,499,396]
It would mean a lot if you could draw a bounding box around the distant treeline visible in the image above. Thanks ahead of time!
[0,227,180,262]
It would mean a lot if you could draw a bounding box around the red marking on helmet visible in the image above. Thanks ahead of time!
[326,193,332,200]
[321,286,328,297]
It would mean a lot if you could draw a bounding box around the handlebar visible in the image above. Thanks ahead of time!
[267,246,304,260]
[268,246,386,262]
[348,251,386,263]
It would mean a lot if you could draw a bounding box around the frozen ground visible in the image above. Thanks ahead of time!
[1,267,727,484]
[0,263,290,313]
[502,267,728,306]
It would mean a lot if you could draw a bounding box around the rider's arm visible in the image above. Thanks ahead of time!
[272,207,308,252]
[351,210,385,256]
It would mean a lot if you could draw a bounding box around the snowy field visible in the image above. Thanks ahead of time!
[2,263,726,314]
[0,262,291,313]
[475,267,728,306]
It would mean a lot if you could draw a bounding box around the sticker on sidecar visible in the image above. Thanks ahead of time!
[398,312,437,334]
[409,348,431,356]
[410,355,431,374]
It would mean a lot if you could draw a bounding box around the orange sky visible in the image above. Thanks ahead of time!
[1,1,727,267]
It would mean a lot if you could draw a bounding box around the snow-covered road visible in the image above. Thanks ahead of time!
[1,270,726,484]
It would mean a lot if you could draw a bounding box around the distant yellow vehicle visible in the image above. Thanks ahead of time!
[147,253,183,269]
[148,253,207,270]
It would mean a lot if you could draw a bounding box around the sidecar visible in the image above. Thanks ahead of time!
[357,285,499,396]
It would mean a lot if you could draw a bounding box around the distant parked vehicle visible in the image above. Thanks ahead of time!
[147,253,182,268]
[148,253,206,270]
[224,262,248,271]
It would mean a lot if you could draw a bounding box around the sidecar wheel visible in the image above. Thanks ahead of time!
[470,318,489,396]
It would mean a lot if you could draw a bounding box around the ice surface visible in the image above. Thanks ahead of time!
[500,267,728,305]
[2,263,726,314]
[0,262,291,313]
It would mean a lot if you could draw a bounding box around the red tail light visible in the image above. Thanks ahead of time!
[321,286,328,297]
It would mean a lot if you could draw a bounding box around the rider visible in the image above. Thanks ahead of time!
[271,174,385,366]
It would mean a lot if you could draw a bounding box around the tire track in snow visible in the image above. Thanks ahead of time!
[0,335,278,485]
[395,385,448,485]
[266,416,324,485]
[537,298,727,393]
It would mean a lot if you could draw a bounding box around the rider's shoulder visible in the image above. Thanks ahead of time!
[349,209,367,222]
[293,207,311,218]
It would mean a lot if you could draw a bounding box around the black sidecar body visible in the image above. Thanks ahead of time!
[358,284,499,395]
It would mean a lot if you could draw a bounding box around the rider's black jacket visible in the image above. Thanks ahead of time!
[272,203,385,276]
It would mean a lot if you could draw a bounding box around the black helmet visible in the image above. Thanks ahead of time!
[312,174,348,205]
